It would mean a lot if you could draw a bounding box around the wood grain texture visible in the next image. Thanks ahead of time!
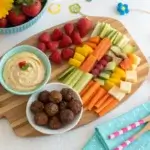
[0,16,149,137]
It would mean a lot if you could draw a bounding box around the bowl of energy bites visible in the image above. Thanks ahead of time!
[26,82,83,134]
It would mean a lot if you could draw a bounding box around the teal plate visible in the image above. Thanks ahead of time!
[0,1,48,34]
[0,45,51,95]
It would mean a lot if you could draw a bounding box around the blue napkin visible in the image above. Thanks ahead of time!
[83,101,150,150]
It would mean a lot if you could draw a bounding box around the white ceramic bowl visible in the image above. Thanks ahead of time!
[26,82,83,135]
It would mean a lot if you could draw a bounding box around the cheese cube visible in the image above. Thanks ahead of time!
[120,81,132,93]
[126,70,137,83]
[108,86,126,101]
[133,54,141,66]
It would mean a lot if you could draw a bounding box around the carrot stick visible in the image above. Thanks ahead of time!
[92,38,111,60]
[80,54,97,73]
[98,98,119,116]
[87,87,107,110]
[84,42,97,49]
[82,81,100,105]
[95,93,109,108]
[88,36,101,44]
[120,57,132,70]
[80,80,94,96]
[95,96,114,114]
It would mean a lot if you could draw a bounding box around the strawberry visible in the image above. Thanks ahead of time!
[22,0,42,17]
[51,28,63,41]
[59,34,72,48]
[46,41,59,53]
[71,30,82,45]
[64,23,74,36]
[49,51,62,64]
[7,8,27,26]
[77,17,93,37]
[39,32,50,43]
[61,48,74,60]
[37,42,46,52]
[0,18,7,28]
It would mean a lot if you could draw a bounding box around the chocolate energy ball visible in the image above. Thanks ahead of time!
[60,109,74,124]
[68,100,82,115]
[38,90,49,103]
[30,101,44,114]
[61,88,76,102]
[49,90,62,103]
[34,112,48,126]
[48,116,62,129]
[45,103,59,116]
[59,101,68,110]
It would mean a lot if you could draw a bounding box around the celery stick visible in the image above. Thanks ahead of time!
[65,69,81,86]
[73,73,93,93]
[58,66,75,80]
[62,68,77,83]
[69,70,83,87]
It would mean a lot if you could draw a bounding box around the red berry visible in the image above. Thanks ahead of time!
[61,48,74,60]
[64,23,74,36]
[71,30,82,45]
[51,28,63,41]
[0,18,7,28]
[91,68,99,77]
[102,55,112,62]
[46,41,59,53]
[37,42,46,52]
[99,59,108,67]
[49,51,62,64]
[59,34,72,48]
[96,64,104,72]
[39,32,50,43]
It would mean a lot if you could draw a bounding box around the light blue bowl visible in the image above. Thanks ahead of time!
[0,1,48,34]
[0,45,51,95]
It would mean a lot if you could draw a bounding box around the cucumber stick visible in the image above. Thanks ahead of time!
[69,70,83,87]
[99,23,111,38]
[116,35,130,49]
[58,66,75,80]
[91,22,101,37]
[113,32,123,45]
[73,73,93,93]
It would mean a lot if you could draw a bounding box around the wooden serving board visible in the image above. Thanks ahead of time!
[0,16,149,137]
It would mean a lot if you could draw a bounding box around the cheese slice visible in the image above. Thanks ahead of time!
[108,86,126,101]
[126,70,137,83]
[120,81,132,93]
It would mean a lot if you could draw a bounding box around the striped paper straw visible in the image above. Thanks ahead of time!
[108,119,145,139]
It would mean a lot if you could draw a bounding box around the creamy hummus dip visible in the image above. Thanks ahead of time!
[3,52,46,92]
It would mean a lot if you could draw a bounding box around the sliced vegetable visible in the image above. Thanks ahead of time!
[82,81,100,105]
[84,42,97,49]
[68,58,82,67]
[73,72,93,93]
[91,22,101,37]
[94,78,105,86]
[82,44,94,54]
[80,55,97,72]
[93,38,111,60]
[108,78,120,86]
[103,80,115,91]
[74,52,85,62]
[122,44,136,54]
[105,61,116,71]
[113,32,123,45]
[99,23,111,38]
[88,36,100,44]
[120,57,132,70]
[117,35,130,49]
[75,46,89,57]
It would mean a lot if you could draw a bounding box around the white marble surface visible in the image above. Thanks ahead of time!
[0,0,150,150]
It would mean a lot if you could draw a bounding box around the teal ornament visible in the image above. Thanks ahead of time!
[117,2,129,15]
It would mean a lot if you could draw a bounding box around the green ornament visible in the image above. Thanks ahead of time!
[69,3,81,14]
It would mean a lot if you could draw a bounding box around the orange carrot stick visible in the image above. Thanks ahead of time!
[98,98,119,116]
[87,87,106,110]
[88,36,101,44]
[80,80,94,96]
[80,54,97,73]
[120,57,132,70]
[92,38,111,60]
[82,81,100,105]
[84,42,97,49]
[95,96,114,114]
[95,93,109,108]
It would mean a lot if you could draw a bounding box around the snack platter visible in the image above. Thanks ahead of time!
[0,16,149,137]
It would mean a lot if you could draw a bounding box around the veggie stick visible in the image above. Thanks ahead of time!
[87,87,106,110]
[95,93,109,108]
[80,80,94,96]
[84,42,97,49]
[95,96,114,114]
[80,55,97,73]
[92,38,111,60]
[88,36,101,44]
[82,81,100,105]
[98,98,119,116]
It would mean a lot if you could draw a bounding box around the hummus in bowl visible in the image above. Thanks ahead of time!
[0,45,51,95]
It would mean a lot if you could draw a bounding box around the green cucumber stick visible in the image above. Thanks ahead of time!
[69,70,83,88]
[58,66,75,80]
[62,68,77,84]
[74,73,93,93]
[65,69,80,86]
